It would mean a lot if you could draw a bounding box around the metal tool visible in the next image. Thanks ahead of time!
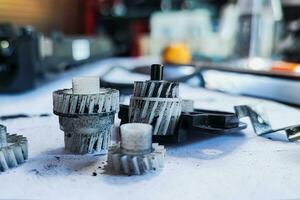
[234,105,300,141]
[53,77,119,154]
[108,123,165,175]
[0,125,28,172]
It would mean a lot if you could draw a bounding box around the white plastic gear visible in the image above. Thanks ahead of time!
[108,143,165,175]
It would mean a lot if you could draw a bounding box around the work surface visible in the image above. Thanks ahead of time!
[1,58,300,200]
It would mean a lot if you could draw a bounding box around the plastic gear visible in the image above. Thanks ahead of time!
[0,125,28,172]
[53,77,119,154]
[108,143,165,175]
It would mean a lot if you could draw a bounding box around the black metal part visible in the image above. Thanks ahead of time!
[150,64,164,81]
[119,104,247,144]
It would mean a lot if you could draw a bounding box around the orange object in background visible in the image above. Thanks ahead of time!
[271,61,300,73]
[162,42,191,65]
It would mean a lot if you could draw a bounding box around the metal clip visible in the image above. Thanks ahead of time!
[234,105,300,142]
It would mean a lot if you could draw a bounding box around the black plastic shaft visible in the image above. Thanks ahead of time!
[150,64,164,81]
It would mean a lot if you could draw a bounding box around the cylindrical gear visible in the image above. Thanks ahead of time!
[108,123,165,175]
[53,77,119,154]
[128,64,182,136]
[0,125,28,172]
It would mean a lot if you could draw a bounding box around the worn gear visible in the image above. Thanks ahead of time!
[128,65,182,136]
[0,125,28,172]
[108,143,165,175]
[53,77,119,154]
[108,123,165,175]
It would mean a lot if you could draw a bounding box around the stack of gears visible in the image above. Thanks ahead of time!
[53,77,119,154]
[108,123,165,175]
[128,64,182,136]
[0,125,28,172]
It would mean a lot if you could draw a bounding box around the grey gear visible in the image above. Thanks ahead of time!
[53,87,119,154]
[108,143,165,175]
[0,125,28,172]
[128,80,182,136]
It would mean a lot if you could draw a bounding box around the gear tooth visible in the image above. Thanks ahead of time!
[16,136,28,160]
[96,133,104,151]
[88,95,97,114]
[112,154,121,172]
[69,95,79,114]
[0,150,8,172]
[12,145,25,164]
[121,155,130,175]
[79,135,88,154]
[112,92,118,112]
[155,153,164,169]
[57,93,64,113]
[142,156,151,172]
[131,156,141,175]
[5,147,18,168]
[97,95,105,113]
[104,94,111,112]
[62,94,71,113]
[87,135,97,153]
[9,134,17,139]
[79,95,88,113]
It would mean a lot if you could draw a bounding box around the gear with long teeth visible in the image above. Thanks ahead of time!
[53,77,119,154]
[108,123,165,175]
[128,64,182,136]
[0,125,28,172]
[133,81,179,98]
[53,88,119,115]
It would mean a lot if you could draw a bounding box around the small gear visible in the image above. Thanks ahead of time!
[0,125,28,172]
[53,77,119,154]
[108,123,165,175]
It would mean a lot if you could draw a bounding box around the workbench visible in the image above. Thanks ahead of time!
[1,57,300,200]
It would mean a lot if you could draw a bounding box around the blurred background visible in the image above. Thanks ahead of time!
[2,0,300,106]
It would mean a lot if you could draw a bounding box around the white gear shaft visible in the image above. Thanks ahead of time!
[120,123,152,155]
[72,76,100,94]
